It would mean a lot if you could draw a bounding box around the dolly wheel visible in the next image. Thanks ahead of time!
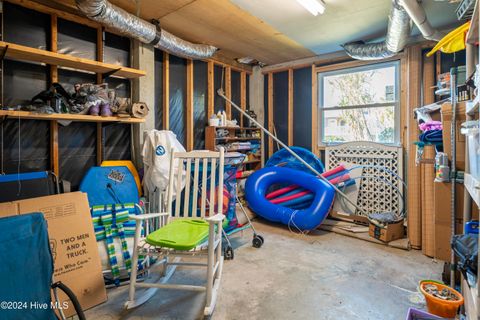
[252,235,263,248]
[257,234,264,244]
[224,246,234,260]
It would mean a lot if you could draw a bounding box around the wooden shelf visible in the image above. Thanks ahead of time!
[210,126,260,130]
[462,277,478,320]
[466,96,480,115]
[242,160,261,164]
[0,110,145,123]
[0,41,146,79]
[464,173,480,207]
[216,137,261,141]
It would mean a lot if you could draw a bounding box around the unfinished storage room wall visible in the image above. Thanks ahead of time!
[264,65,316,159]
[263,42,469,251]
[0,0,133,190]
[193,60,208,149]
[153,52,252,151]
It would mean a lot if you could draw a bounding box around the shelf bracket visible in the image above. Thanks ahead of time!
[0,45,8,61]
[101,68,121,80]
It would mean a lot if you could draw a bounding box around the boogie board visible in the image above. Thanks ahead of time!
[79,166,139,206]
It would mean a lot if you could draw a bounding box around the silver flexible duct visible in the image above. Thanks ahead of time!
[76,0,217,59]
[399,0,443,41]
[343,0,411,60]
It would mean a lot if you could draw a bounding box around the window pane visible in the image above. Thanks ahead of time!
[322,106,395,144]
[322,65,397,108]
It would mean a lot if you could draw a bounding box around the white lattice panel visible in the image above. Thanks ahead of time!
[325,142,404,217]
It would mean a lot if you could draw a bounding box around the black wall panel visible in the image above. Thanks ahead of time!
[59,123,97,190]
[169,55,187,146]
[4,60,48,106]
[231,71,241,124]
[4,3,49,106]
[293,67,312,150]
[4,2,49,49]
[58,69,96,94]
[194,61,208,150]
[0,119,49,174]
[106,78,131,98]
[264,75,269,160]
[273,71,288,153]
[154,49,163,129]
[214,65,225,114]
[58,18,97,61]
[103,124,131,160]
[104,32,130,67]
[439,50,466,74]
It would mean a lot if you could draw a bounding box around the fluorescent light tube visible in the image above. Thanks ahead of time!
[296,0,325,16]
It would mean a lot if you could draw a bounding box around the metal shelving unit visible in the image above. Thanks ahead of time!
[461,1,480,317]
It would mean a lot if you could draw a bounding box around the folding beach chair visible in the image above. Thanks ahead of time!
[0,213,85,320]
[125,148,225,316]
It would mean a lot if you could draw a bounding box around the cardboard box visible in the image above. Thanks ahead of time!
[421,145,436,257]
[441,102,467,170]
[369,220,405,242]
[433,182,479,261]
[0,192,107,316]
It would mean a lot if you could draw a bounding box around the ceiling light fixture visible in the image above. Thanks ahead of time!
[296,0,326,16]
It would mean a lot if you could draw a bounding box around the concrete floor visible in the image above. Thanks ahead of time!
[87,220,442,320]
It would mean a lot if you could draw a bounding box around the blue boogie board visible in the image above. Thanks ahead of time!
[79,166,140,206]
[80,166,142,286]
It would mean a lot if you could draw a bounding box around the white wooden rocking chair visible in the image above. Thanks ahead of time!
[125,148,225,316]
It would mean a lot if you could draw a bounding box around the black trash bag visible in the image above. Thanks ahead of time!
[29,82,73,113]
[451,234,478,286]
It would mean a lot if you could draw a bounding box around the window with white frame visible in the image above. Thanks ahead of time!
[318,61,400,145]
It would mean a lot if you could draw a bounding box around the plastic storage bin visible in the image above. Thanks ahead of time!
[461,121,480,180]
[419,281,464,318]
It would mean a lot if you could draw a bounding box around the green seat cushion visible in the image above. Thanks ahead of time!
[146,218,210,250]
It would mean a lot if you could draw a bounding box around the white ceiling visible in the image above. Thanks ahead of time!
[231,0,461,55]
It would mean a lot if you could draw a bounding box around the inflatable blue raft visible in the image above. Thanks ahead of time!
[245,167,335,231]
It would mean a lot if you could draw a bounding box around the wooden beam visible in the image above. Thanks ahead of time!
[5,0,100,29]
[0,41,146,79]
[163,52,170,130]
[50,14,58,84]
[268,73,273,157]
[435,51,442,80]
[315,55,404,74]
[262,50,348,73]
[186,59,194,151]
[49,14,59,178]
[207,61,214,118]
[50,121,59,176]
[96,27,104,84]
[311,65,318,155]
[206,52,252,73]
[225,66,231,119]
[406,45,422,250]
[288,68,293,146]
[400,57,407,147]
[0,110,145,123]
[240,71,247,127]
[423,52,435,105]
[96,123,102,165]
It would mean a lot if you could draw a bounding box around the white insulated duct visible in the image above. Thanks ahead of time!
[399,0,443,41]
[76,0,217,60]
[343,0,411,60]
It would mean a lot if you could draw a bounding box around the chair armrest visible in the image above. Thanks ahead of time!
[206,213,225,223]
[130,212,169,221]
